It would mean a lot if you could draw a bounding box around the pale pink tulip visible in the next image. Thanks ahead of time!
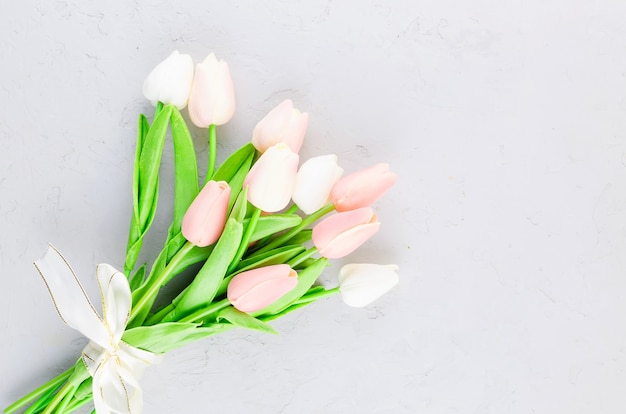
[244,143,299,212]
[252,99,309,153]
[143,51,194,109]
[181,180,231,247]
[312,207,380,259]
[338,263,399,307]
[331,163,397,212]
[187,53,236,127]
[227,264,298,313]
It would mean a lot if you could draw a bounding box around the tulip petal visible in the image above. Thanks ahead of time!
[292,154,343,215]
[228,264,298,313]
[188,53,236,127]
[252,100,308,153]
[331,163,398,212]
[339,264,399,307]
[312,207,376,251]
[245,144,299,212]
[142,51,194,110]
[181,181,230,247]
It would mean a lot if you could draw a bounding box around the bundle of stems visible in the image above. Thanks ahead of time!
[5,104,340,414]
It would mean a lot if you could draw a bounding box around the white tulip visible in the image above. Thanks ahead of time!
[292,154,343,215]
[143,51,194,110]
[338,263,399,307]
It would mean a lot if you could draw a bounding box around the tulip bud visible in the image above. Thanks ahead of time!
[187,53,236,127]
[143,51,194,110]
[181,181,231,247]
[252,99,309,153]
[331,163,397,212]
[244,143,299,212]
[227,264,298,313]
[292,154,343,215]
[338,263,399,307]
[312,207,380,259]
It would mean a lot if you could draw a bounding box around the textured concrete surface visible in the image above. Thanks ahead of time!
[2,1,626,413]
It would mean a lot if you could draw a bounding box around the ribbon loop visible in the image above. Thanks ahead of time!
[35,244,162,414]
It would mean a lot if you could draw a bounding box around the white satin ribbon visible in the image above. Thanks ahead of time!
[34,244,163,414]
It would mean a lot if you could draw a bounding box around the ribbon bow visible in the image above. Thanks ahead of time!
[34,245,163,414]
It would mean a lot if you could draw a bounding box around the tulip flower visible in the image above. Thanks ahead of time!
[312,207,380,259]
[227,264,298,313]
[252,99,309,153]
[181,180,231,247]
[143,51,194,110]
[338,263,399,307]
[331,163,397,212]
[244,143,299,212]
[292,154,343,215]
[187,53,236,127]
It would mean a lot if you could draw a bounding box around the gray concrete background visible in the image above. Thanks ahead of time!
[2,1,626,413]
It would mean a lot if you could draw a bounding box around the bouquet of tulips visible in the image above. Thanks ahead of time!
[4,51,399,414]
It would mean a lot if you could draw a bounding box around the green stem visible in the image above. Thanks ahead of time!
[286,246,318,268]
[41,381,72,414]
[179,298,230,323]
[129,241,196,325]
[285,204,299,214]
[294,286,340,305]
[206,124,217,183]
[65,395,92,413]
[4,368,73,414]
[253,204,335,255]
[146,303,174,325]
[227,208,262,274]
[52,383,77,413]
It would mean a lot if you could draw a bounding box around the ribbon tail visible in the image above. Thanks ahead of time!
[34,244,110,347]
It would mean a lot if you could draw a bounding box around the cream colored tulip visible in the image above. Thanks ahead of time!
[252,99,308,153]
[187,53,236,127]
[244,143,299,212]
[292,154,343,215]
[142,51,194,110]
[338,263,399,307]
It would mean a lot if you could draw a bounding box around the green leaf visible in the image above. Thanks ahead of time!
[124,186,159,275]
[122,322,233,353]
[238,245,306,273]
[253,258,328,317]
[288,229,312,246]
[213,143,256,212]
[260,301,311,322]
[217,306,277,335]
[229,187,248,223]
[295,258,317,269]
[246,214,302,242]
[137,105,173,225]
[167,108,199,242]
[213,143,256,183]
[165,218,243,321]
[129,264,146,291]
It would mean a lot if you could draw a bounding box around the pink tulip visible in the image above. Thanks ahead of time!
[227,264,298,313]
[312,207,380,259]
[330,163,397,212]
[244,143,299,212]
[187,53,236,127]
[252,99,309,153]
[181,180,231,247]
